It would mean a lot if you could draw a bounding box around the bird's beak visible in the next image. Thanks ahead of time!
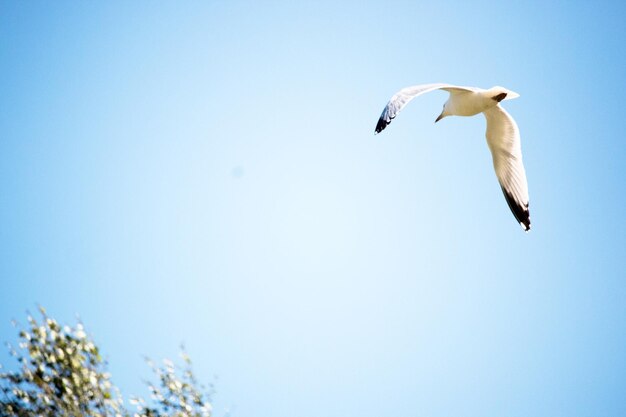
[435,113,444,123]
[507,90,520,99]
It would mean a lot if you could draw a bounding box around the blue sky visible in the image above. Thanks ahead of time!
[1,1,625,416]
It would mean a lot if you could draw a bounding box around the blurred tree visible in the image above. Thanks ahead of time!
[0,307,214,417]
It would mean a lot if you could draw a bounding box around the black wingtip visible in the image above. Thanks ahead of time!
[501,187,531,232]
[375,117,388,134]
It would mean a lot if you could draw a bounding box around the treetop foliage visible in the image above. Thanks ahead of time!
[0,307,214,417]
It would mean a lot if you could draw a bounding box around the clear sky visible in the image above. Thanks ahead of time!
[1,1,625,416]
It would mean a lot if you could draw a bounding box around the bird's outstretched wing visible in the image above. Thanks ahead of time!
[374,83,477,134]
[484,105,531,231]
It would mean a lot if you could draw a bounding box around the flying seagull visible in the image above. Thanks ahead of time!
[374,83,531,232]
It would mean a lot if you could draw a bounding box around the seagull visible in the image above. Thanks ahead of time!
[374,83,531,232]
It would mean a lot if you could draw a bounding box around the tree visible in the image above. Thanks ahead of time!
[0,307,214,417]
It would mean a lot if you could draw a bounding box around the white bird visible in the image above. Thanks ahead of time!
[375,83,531,231]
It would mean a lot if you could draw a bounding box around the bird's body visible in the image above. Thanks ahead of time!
[375,83,531,232]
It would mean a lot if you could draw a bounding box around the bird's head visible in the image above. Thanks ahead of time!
[489,86,520,102]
